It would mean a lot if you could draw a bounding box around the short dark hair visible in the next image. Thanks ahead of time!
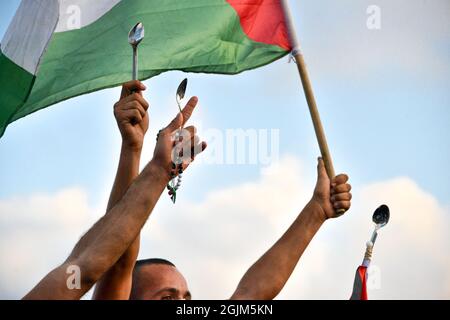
[130,258,177,300]
[135,258,176,269]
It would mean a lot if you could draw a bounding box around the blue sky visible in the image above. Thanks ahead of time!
[1,0,449,205]
[0,0,449,299]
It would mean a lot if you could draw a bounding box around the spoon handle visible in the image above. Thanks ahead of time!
[132,47,138,81]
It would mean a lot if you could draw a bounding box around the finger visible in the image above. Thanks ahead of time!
[124,101,147,118]
[120,93,150,111]
[317,157,329,180]
[192,135,200,146]
[334,200,351,210]
[179,134,200,148]
[176,126,196,143]
[121,81,146,98]
[182,126,197,139]
[166,112,184,133]
[196,141,207,154]
[192,141,207,158]
[122,109,143,125]
[331,192,352,202]
[181,96,198,126]
[184,142,208,164]
[179,136,200,155]
[333,174,349,185]
[331,183,352,194]
[165,97,199,132]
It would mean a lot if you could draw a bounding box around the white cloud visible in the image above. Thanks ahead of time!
[139,156,450,299]
[277,176,450,299]
[0,156,449,299]
[0,188,98,299]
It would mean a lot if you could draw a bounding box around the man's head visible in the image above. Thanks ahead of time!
[130,258,191,300]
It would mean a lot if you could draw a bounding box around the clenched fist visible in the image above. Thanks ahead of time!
[311,157,352,221]
[114,80,149,150]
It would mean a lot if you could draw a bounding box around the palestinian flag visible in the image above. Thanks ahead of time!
[350,265,368,300]
[0,0,292,138]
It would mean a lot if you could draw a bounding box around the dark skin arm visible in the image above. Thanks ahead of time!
[23,92,206,300]
[231,158,352,300]
[23,161,168,300]
[93,81,149,300]
[93,82,206,300]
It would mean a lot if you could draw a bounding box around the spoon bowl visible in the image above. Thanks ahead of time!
[128,22,145,47]
[372,204,390,228]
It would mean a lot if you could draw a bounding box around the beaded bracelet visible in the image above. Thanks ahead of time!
[167,161,184,203]
[156,129,184,204]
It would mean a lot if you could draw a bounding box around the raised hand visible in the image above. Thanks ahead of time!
[114,80,149,150]
[312,157,352,221]
[152,96,207,178]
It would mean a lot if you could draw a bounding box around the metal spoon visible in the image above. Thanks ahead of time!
[369,204,390,246]
[176,78,188,113]
[128,22,145,80]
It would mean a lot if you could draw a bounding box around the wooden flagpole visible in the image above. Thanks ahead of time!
[281,0,345,214]
[293,52,336,180]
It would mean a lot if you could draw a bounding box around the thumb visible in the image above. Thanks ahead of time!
[317,157,329,181]
[166,112,184,133]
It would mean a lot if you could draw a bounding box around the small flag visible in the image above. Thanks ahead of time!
[350,265,368,300]
[0,0,292,138]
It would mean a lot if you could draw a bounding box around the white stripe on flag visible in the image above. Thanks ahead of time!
[55,0,122,33]
[1,0,59,75]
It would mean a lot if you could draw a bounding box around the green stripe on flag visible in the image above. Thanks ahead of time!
[2,0,289,137]
[0,51,35,137]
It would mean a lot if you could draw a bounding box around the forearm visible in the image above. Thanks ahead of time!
[107,144,143,265]
[93,144,142,299]
[232,201,325,300]
[93,234,140,300]
[106,144,142,211]
[25,161,168,299]
[69,161,167,276]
